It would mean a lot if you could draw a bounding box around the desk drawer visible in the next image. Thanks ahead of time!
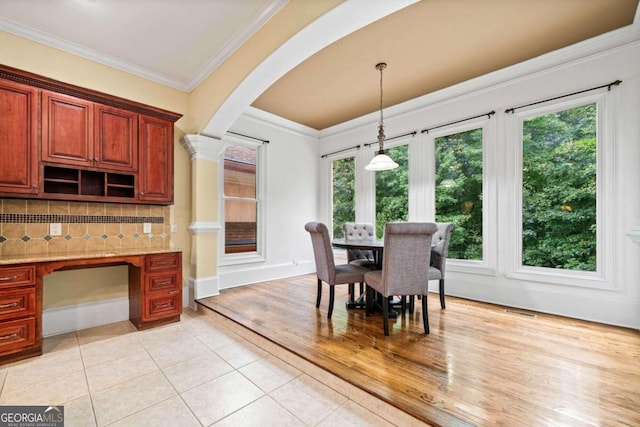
[0,317,36,354]
[0,288,36,321]
[145,273,179,294]
[0,266,35,289]
[145,253,180,272]
[143,293,181,321]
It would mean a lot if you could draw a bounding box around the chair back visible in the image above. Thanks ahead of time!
[379,222,437,296]
[343,222,375,263]
[431,222,455,276]
[304,222,335,283]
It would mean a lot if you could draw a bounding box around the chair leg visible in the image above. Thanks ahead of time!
[328,286,335,319]
[316,278,322,308]
[422,293,430,334]
[359,282,364,297]
[348,283,354,302]
[409,295,415,314]
[400,296,407,314]
[382,296,389,336]
[439,279,446,309]
[365,285,373,316]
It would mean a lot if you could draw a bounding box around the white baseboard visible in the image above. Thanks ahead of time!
[219,260,315,290]
[188,275,220,300]
[42,297,129,337]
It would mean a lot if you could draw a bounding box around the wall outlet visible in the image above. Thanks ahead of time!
[50,223,62,236]
[171,224,177,233]
[143,222,152,234]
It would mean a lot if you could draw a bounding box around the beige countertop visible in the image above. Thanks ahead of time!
[0,247,182,265]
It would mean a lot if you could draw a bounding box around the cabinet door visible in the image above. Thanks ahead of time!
[42,90,94,167]
[0,79,38,194]
[95,105,138,171]
[138,115,173,204]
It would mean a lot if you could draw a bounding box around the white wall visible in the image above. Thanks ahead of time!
[217,109,320,288]
[318,37,640,328]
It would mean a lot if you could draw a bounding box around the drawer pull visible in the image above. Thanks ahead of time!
[0,276,18,281]
[156,280,172,286]
[156,302,173,309]
[155,261,170,266]
[0,302,18,309]
[0,333,17,340]
[168,290,179,295]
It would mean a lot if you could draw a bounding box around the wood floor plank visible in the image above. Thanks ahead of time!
[198,274,640,426]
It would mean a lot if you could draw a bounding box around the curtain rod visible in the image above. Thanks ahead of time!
[321,145,361,159]
[227,130,270,144]
[420,111,495,134]
[505,80,622,114]
[363,131,417,148]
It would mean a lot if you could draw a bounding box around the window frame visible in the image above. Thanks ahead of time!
[424,117,497,276]
[506,92,616,289]
[218,135,266,266]
[329,152,357,239]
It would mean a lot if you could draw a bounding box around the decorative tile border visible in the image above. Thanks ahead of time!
[0,214,164,224]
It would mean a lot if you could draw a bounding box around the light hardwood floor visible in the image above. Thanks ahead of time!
[198,274,640,427]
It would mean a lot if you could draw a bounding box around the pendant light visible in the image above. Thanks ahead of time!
[365,62,398,171]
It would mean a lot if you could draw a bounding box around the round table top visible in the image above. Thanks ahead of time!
[331,239,384,250]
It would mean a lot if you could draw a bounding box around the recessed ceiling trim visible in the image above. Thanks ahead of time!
[319,20,640,139]
[186,0,289,91]
[243,106,320,139]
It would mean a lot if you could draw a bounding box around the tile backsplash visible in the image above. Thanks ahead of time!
[0,199,171,257]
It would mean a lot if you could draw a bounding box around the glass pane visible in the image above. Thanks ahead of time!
[375,145,408,238]
[332,157,356,238]
[435,128,483,260]
[522,104,596,271]
[225,200,257,254]
[224,145,256,199]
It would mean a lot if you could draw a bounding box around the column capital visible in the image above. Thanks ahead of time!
[181,134,225,162]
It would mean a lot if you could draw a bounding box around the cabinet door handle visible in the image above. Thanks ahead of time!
[0,333,17,340]
[88,157,94,161]
[140,191,145,196]
[0,302,18,309]
[168,290,178,295]
[0,276,18,281]
[31,184,38,189]
[94,157,100,161]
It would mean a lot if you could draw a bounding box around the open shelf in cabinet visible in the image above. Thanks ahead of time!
[43,165,135,201]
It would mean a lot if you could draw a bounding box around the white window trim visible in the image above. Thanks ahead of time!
[422,117,497,276]
[218,134,266,266]
[506,91,616,289]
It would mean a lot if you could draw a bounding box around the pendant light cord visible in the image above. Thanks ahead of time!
[376,62,387,153]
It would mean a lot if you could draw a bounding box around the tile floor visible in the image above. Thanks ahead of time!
[0,307,426,426]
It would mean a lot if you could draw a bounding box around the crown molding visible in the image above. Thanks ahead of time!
[242,106,320,139]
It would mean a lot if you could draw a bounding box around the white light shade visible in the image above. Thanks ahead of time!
[365,152,399,171]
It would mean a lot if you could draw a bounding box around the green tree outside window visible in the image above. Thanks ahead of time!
[435,129,483,260]
[522,104,596,271]
[375,145,409,238]
[332,157,356,238]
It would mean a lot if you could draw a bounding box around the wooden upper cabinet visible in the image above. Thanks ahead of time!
[0,80,39,194]
[95,105,138,171]
[138,115,173,204]
[41,90,94,167]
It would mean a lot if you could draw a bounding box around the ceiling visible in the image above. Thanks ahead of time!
[0,0,638,131]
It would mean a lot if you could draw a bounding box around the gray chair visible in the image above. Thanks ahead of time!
[343,222,376,301]
[364,222,437,335]
[430,222,455,309]
[305,222,370,319]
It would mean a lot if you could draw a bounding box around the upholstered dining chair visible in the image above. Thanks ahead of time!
[342,222,377,300]
[305,222,370,319]
[430,222,455,309]
[364,222,437,336]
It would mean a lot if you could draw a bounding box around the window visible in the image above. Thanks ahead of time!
[521,103,597,271]
[375,144,408,238]
[223,144,258,254]
[435,128,483,260]
[331,156,356,238]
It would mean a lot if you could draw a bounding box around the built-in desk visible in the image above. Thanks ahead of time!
[0,248,182,365]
